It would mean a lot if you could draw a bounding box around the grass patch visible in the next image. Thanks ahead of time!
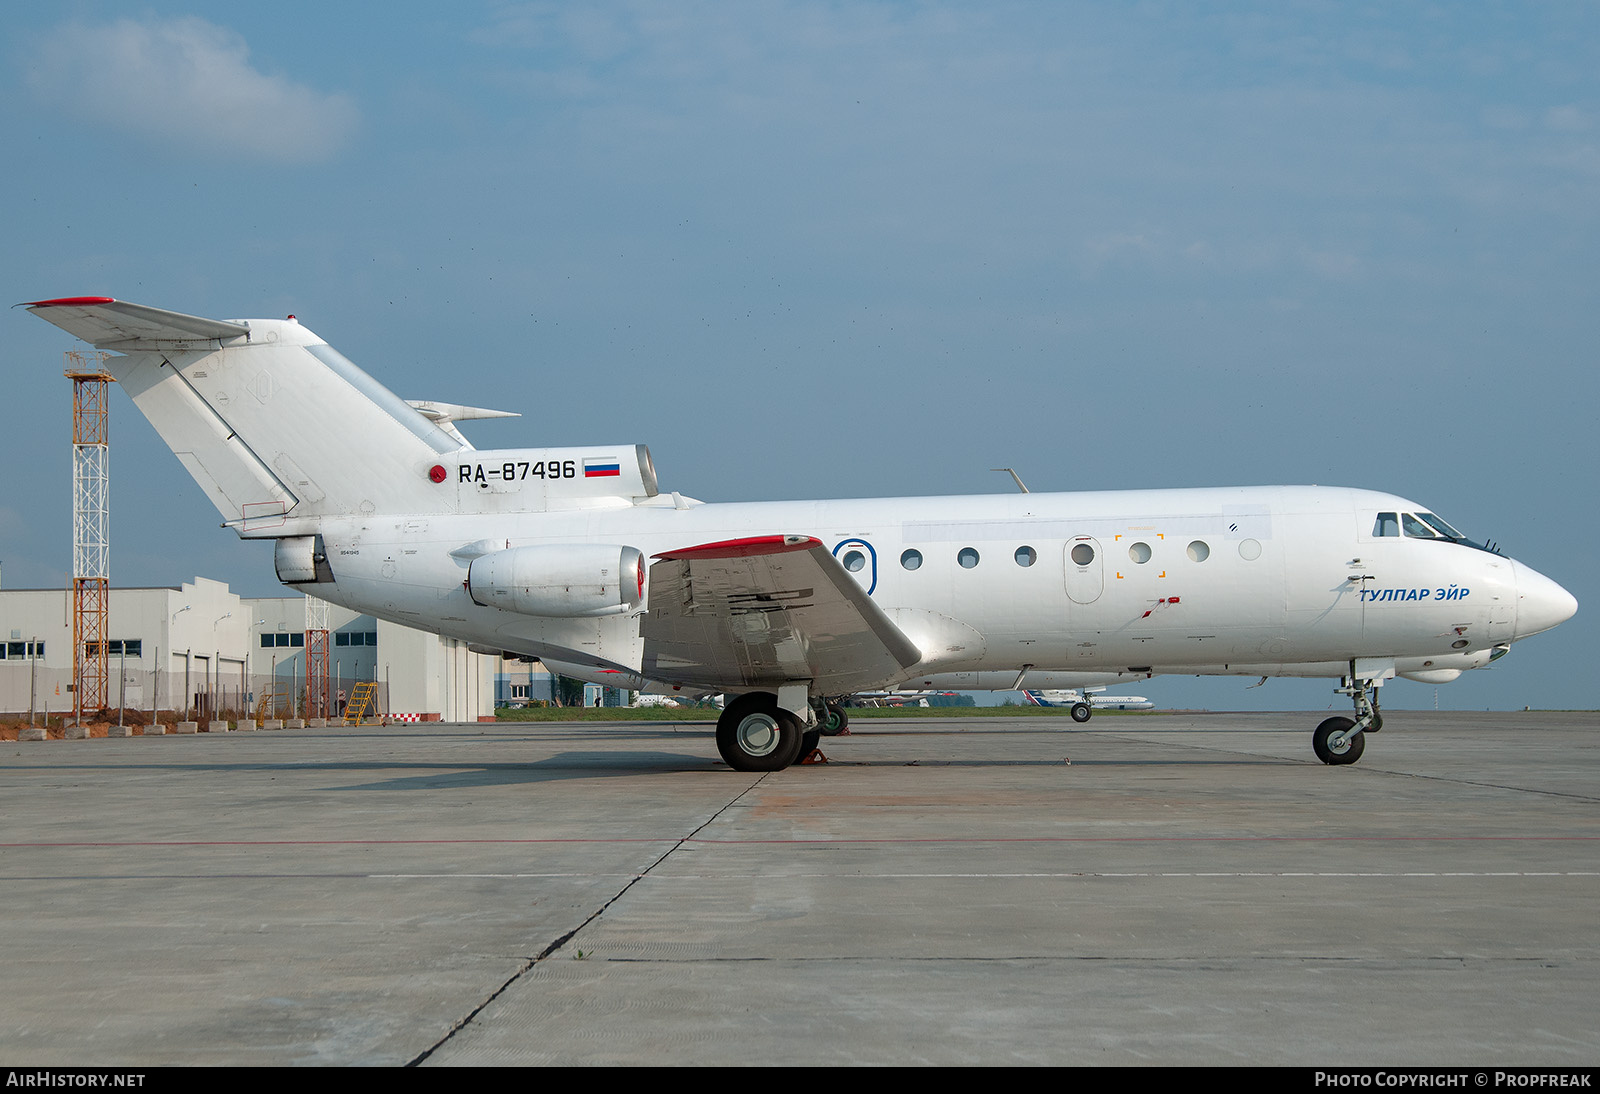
[493,706,716,722]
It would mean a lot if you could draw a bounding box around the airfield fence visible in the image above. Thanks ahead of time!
[0,664,389,725]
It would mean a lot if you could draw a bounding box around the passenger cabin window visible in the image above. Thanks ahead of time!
[1373,512,1399,537]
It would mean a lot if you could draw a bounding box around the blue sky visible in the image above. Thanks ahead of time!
[4,2,1596,711]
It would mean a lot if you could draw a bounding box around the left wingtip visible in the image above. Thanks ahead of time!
[22,296,117,308]
[654,535,821,561]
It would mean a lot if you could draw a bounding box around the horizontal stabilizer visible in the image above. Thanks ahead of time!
[25,297,249,348]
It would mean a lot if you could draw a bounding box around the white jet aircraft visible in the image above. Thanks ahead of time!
[1021,688,1155,719]
[27,297,1579,771]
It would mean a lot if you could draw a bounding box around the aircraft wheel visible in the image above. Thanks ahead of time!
[1368,712,1383,733]
[1070,702,1092,723]
[799,728,822,759]
[821,702,849,736]
[1312,716,1365,765]
[717,693,804,772]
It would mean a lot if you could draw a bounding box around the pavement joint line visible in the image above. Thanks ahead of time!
[7,834,1598,849]
[595,954,1579,966]
[1090,728,1600,802]
[4,870,1596,882]
[403,771,772,1067]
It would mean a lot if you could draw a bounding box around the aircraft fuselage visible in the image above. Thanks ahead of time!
[303,483,1558,689]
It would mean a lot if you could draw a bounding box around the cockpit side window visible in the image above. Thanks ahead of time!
[1401,513,1436,538]
[1373,512,1399,537]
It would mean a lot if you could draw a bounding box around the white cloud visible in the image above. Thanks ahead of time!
[25,17,358,162]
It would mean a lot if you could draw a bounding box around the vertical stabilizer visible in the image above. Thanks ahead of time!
[28,298,464,533]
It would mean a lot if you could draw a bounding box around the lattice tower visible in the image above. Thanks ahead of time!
[66,352,113,720]
[304,594,331,719]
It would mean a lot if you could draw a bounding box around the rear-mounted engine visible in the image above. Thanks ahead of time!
[467,544,645,617]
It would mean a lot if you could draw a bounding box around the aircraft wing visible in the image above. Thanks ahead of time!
[641,535,922,694]
[26,297,248,348]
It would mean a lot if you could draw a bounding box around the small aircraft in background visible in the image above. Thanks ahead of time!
[1022,687,1154,721]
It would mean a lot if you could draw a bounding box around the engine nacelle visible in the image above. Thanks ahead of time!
[467,544,645,617]
[274,534,334,584]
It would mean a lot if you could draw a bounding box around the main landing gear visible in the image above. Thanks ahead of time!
[716,692,805,771]
[1313,668,1384,766]
[717,692,837,771]
[818,701,850,736]
[1070,701,1092,723]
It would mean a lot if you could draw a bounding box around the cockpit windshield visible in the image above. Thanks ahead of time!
[1372,510,1494,552]
[1418,513,1464,539]
[1401,513,1435,538]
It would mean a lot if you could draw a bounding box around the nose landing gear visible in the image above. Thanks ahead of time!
[1312,716,1365,764]
[1314,666,1384,766]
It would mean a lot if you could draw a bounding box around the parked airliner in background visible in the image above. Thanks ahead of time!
[1022,688,1155,720]
[27,298,1578,771]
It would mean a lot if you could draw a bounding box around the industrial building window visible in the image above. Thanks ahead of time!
[259,633,307,648]
[335,631,378,647]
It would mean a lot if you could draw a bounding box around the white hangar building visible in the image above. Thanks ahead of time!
[0,576,501,723]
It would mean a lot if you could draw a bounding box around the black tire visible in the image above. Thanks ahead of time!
[821,702,849,736]
[1368,712,1383,733]
[1313,716,1365,765]
[716,693,804,772]
[1070,702,1092,723]
[799,728,822,759]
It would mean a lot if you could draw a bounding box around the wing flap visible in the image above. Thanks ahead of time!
[26,297,249,347]
[641,535,922,693]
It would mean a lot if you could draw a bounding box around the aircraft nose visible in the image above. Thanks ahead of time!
[1512,559,1578,639]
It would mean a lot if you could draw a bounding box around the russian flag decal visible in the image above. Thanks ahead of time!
[584,458,621,478]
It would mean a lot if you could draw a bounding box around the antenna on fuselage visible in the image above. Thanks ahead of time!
[992,468,1030,494]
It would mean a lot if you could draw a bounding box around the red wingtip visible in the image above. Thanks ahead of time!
[25,296,116,308]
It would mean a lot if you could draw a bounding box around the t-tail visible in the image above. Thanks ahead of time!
[26,297,659,543]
